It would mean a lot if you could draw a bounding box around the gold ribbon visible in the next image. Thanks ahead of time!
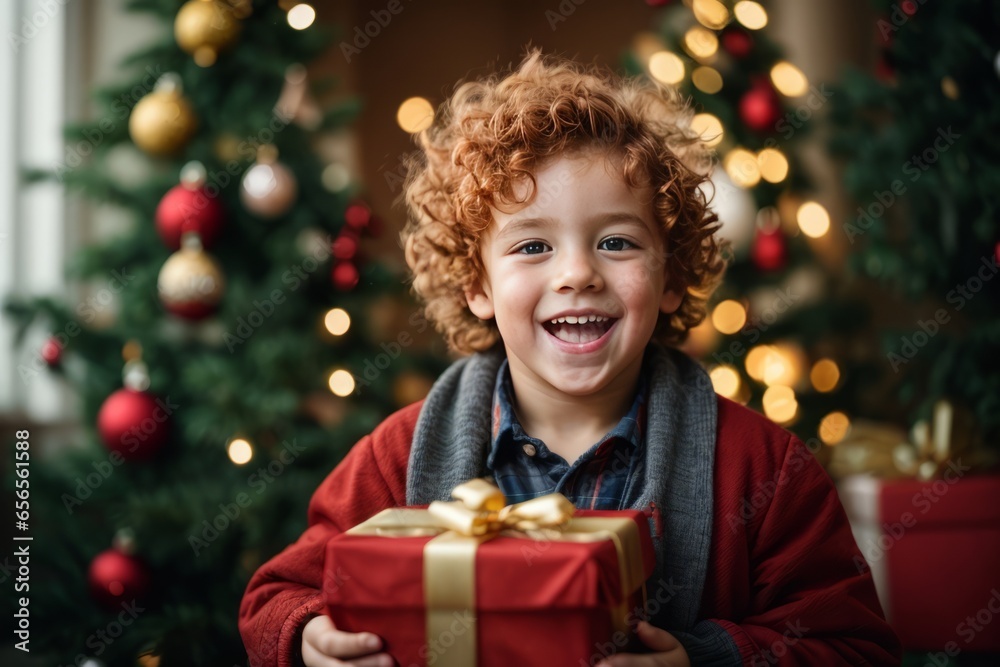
[347,479,649,666]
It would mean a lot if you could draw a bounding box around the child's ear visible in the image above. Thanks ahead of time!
[464,280,495,321]
[659,283,684,315]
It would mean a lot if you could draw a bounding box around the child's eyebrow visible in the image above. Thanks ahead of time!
[496,213,649,241]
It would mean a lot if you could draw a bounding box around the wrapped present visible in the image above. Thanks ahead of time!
[836,400,1000,651]
[839,473,1000,652]
[323,479,655,667]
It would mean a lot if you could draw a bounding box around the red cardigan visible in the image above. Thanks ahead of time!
[239,395,902,666]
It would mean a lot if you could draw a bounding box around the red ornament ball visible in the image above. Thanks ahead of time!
[97,389,169,461]
[88,549,149,609]
[739,86,781,132]
[751,228,787,272]
[155,185,225,250]
[40,336,63,367]
[344,202,371,230]
[995,242,1000,265]
[332,261,360,291]
[332,234,358,260]
[721,28,753,59]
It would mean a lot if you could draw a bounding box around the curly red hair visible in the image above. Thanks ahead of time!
[400,49,726,355]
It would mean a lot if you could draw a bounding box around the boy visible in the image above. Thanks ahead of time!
[239,50,901,666]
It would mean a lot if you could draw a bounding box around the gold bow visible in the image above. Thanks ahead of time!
[347,479,649,667]
[427,477,576,537]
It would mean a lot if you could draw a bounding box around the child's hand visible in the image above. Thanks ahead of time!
[301,614,392,667]
[595,621,691,667]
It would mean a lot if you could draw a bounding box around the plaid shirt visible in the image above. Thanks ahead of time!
[485,358,648,511]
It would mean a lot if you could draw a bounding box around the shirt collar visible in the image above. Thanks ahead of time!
[486,356,648,469]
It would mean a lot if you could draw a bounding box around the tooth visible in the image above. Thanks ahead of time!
[563,315,577,324]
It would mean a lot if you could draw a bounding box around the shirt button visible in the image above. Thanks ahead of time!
[522,443,537,457]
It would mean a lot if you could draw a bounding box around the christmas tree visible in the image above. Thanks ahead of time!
[624,0,876,451]
[829,0,1000,455]
[3,1,445,665]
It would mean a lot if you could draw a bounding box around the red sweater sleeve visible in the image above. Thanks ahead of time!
[704,431,902,665]
[237,402,419,667]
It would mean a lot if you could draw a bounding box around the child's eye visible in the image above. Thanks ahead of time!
[599,237,636,251]
[516,241,550,255]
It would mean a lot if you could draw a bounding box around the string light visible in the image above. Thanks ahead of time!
[763,344,804,387]
[797,201,831,238]
[692,0,730,30]
[396,97,434,134]
[711,300,747,334]
[810,358,840,392]
[286,4,316,30]
[710,365,741,399]
[770,61,809,97]
[692,67,723,94]
[724,148,760,188]
[328,369,356,397]
[649,51,685,85]
[734,1,768,30]
[746,345,803,387]
[819,411,851,445]
[227,437,253,465]
[757,148,789,183]
[762,385,797,424]
[324,308,351,336]
[745,345,773,382]
[691,113,724,147]
[683,26,719,61]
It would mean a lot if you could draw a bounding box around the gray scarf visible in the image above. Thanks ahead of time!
[406,342,718,634]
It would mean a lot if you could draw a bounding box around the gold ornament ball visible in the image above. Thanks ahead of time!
[158,237,226,319]
[240,161,298,219]
[129,90,197,157]
[175,0,242,67]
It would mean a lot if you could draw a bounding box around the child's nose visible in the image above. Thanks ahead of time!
[552,249,604,292]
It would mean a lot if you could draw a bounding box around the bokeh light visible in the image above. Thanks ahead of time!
[328,369,356,397]
[711,300,747,334]
[724,148,761,188]
[691,113,724,147]
[649,51,685,85]
[819,411,851,445]
[810,358,841,392]
[287,4,316,30]
[734,1,768,30]
[692,67,724,94]
[396,97,434,134]
[757,148,789,183]
[227,437,253,465]
[710,365,742,399]
[797,201,831,238]
[763,385,798,424]
[770,61,809,97]
[324,308,351,336]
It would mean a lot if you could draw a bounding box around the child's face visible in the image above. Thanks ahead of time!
[465,148,683,398]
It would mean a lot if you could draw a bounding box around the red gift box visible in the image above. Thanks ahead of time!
[838,473,1000,652]
[323,505,655,667]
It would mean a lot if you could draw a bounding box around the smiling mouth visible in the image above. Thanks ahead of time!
[541,319,617,344]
